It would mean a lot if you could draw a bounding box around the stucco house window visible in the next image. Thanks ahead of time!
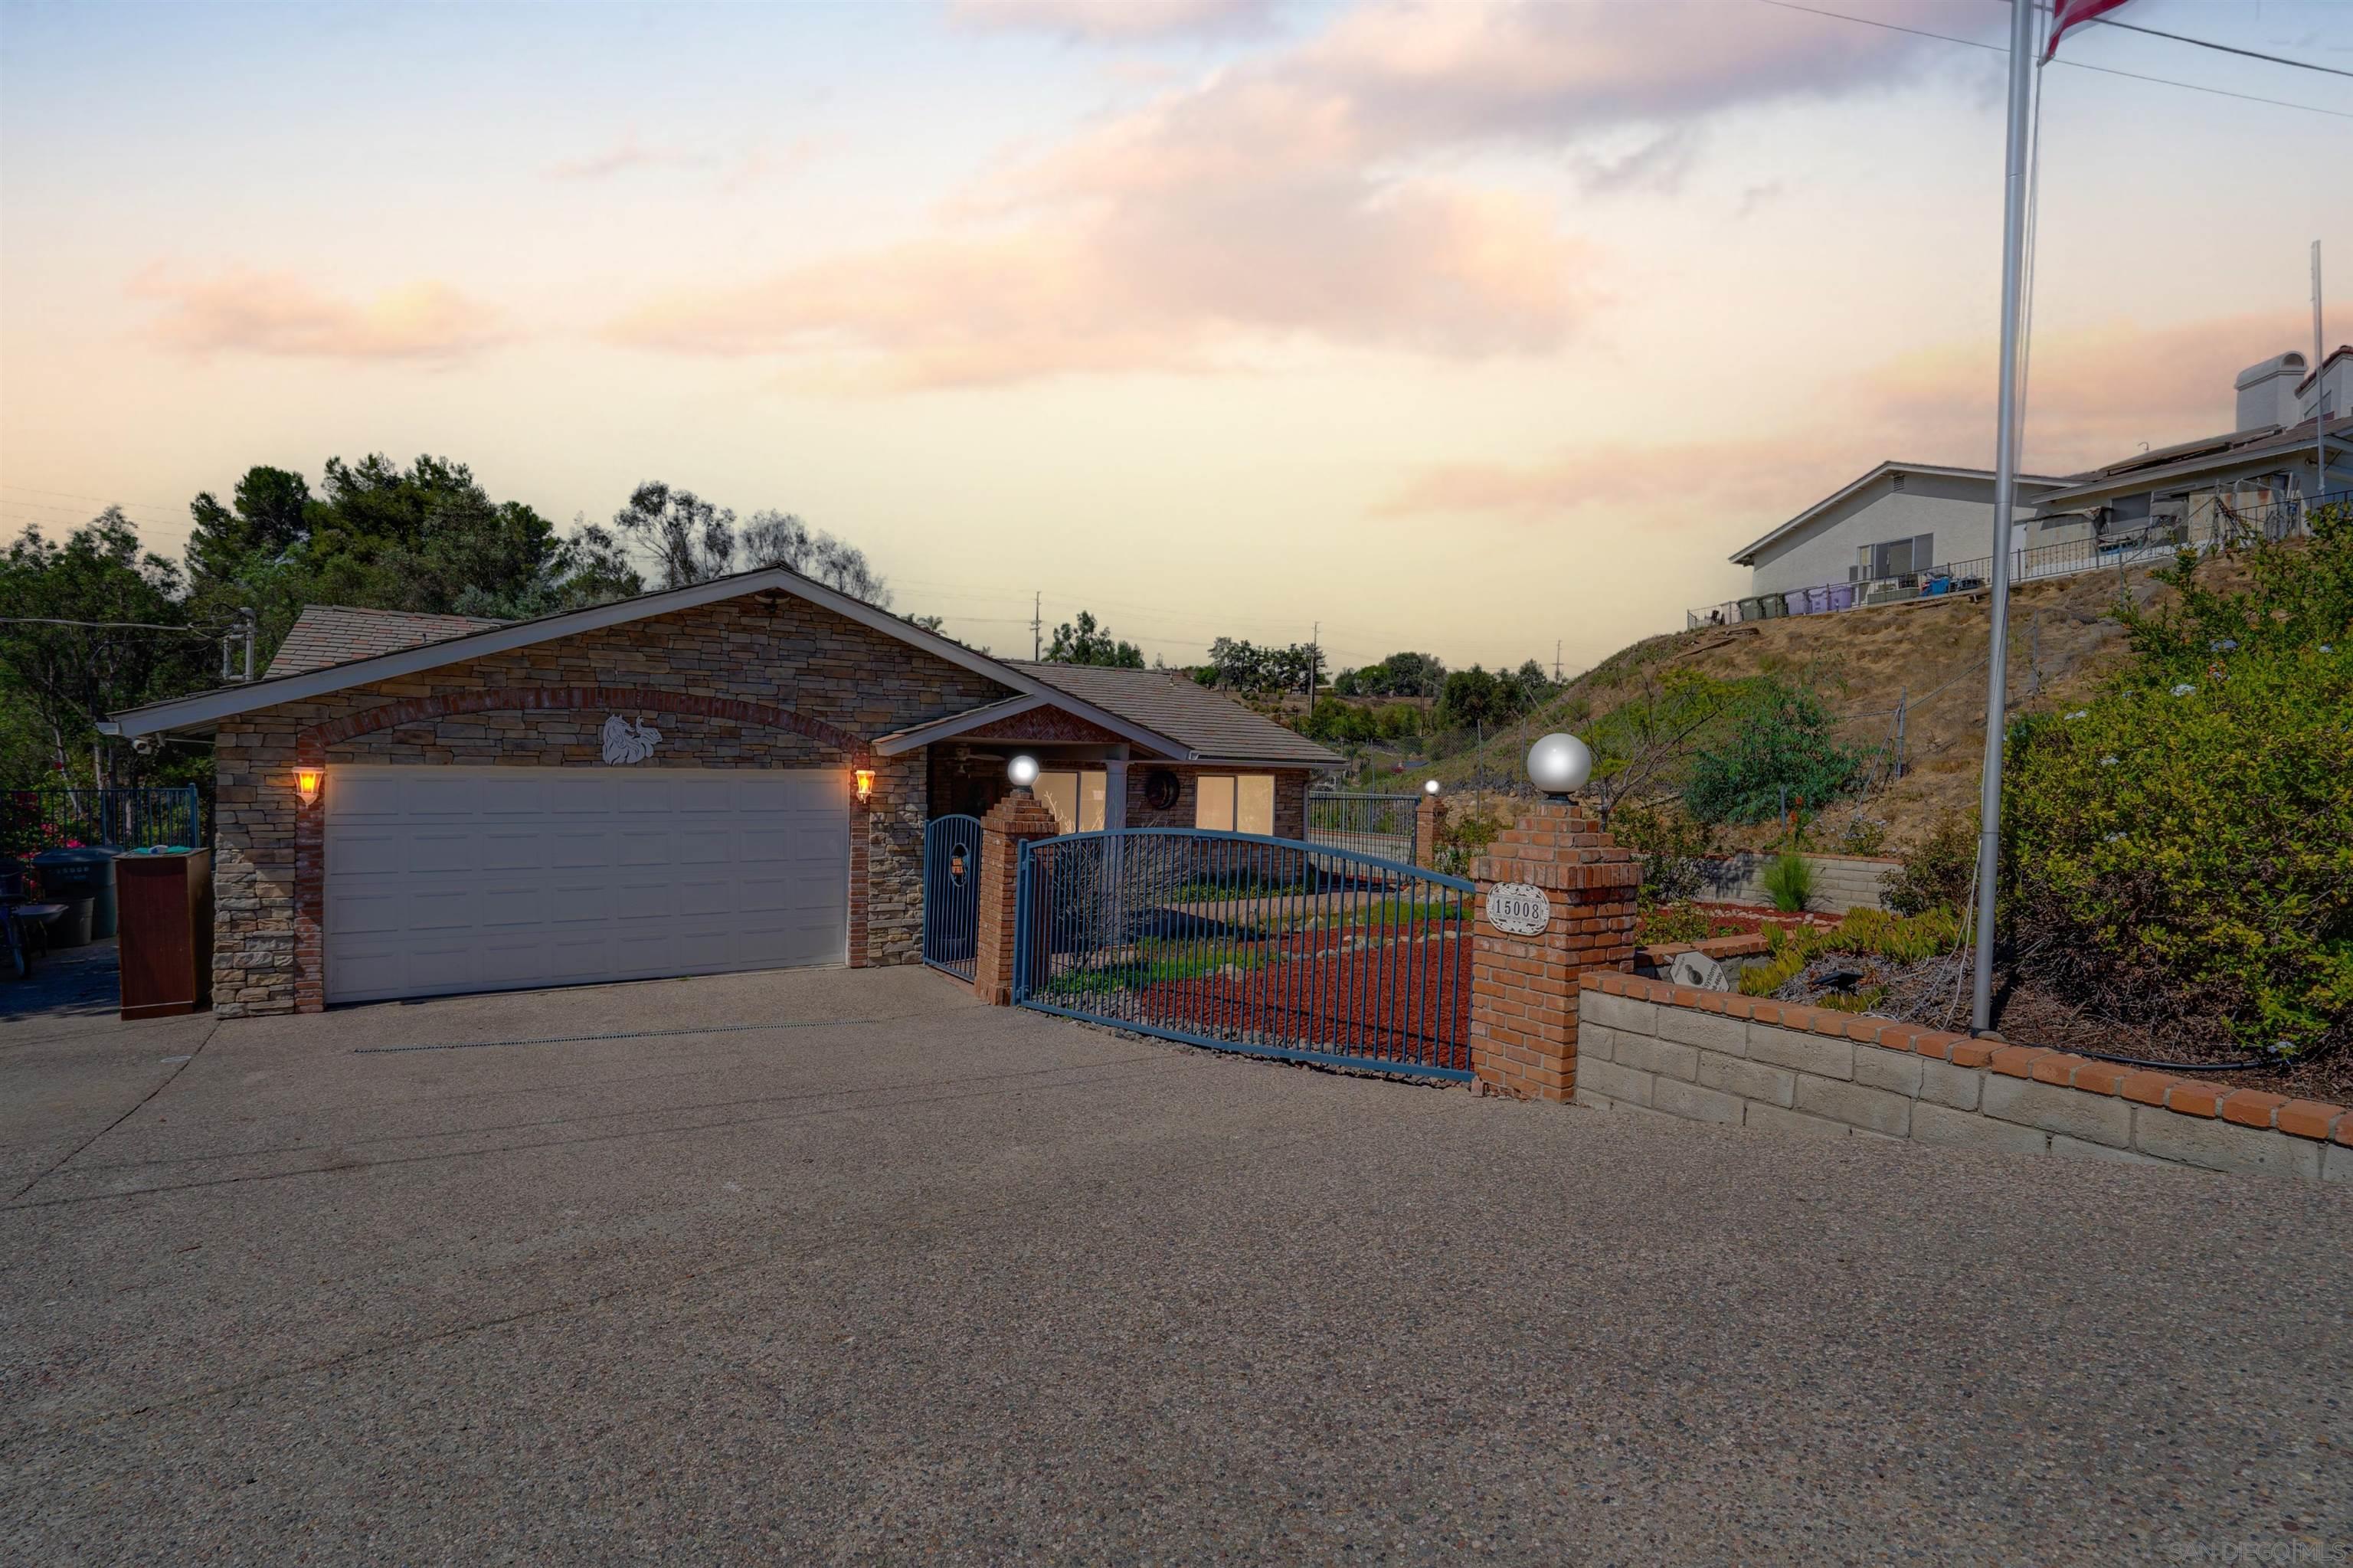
[1195,774,1273,835]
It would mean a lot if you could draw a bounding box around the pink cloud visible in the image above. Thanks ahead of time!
[608,0,1952,388]
[130,267,510,362]
[1377,311,2317,525]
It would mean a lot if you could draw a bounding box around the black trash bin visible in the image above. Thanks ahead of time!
[31,848,117,942]
[47,894,95,948]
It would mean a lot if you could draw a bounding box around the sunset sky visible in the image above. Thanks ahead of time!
[2,0,2348,675]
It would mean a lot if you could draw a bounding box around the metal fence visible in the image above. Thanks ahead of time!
[1013,827,1476,1081]
[1,786,202,855]
[1304,790,1421,863]
[1688,489,2343,630]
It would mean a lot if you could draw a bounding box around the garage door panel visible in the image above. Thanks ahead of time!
[324,765,849,1002]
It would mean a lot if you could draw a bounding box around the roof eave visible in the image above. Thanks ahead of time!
[104,566,1042,739]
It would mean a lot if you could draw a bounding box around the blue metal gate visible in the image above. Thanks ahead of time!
[1013,828,1475,1081]
[921,814,984,981]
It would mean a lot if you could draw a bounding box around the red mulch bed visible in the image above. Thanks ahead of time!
[1127,927,1474,1074]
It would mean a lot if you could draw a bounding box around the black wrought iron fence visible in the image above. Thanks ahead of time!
[1304,790,1421,863]
[1,786,202,856]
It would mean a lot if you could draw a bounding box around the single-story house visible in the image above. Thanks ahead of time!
[103,570,1339,1015]
[1721,345,2351,617]
[1726,461,2069,603]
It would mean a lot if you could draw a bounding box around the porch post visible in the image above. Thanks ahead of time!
[972,790,1063,1006]
[1468,797,1639,1101]
[1415,788,1446,869]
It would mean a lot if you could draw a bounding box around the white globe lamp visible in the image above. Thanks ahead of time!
[1525,732,1593,796]
[1422,778,1442,797]
[1007,754,1040,790]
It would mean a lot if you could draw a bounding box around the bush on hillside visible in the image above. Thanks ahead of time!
[1610,801,1716,908]
[2002,640,2352,1056]
[2001,508,2353,1055]
[1884,813,1978,917]
[1683,677,1873,826]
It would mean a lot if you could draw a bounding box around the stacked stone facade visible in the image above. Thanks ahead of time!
[212,591,1010,1015]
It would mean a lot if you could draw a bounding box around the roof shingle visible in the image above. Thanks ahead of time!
[264,605,506,678]
[1006,663,1340,765]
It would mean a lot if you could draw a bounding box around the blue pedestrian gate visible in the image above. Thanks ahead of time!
[921,814,984,981]
[1013,827,1475,1081]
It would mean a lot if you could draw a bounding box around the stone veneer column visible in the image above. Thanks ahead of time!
[971,790,1065,1006]
[1415,790,1447,869]
[1468,797,1640,1101]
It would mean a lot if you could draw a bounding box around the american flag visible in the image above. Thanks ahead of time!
[2044,0,2134,61]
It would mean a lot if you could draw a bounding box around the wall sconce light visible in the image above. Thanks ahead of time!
[1007,754,1040,790]
[853,767,876,804]
[293,766,324,808]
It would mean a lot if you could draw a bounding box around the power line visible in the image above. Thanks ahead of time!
[1752,0,2353,120]
[2076,11,2353,80]
[1,483,183,511]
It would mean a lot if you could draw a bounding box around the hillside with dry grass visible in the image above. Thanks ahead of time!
[1402,560,2192,849]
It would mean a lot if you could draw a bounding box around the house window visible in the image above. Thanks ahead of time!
[1864,533,1934,579]
[1036,771,1107,833]
[1195,774,1274,836]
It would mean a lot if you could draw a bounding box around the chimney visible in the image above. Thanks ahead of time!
[2234,351,2307,430]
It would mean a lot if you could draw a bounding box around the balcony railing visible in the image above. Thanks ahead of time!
[1689,490,2341,630]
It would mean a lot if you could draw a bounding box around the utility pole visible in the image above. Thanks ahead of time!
[1307,620,1320,711]
[1031,592,1042,661]
[2315,241,2328,503]
[1968,0,2039,1037]
[1554,640,1563,683]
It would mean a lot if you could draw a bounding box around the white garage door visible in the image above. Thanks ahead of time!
[324,765,850,1004]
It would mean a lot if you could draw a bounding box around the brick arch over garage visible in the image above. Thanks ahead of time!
[289,686,875,1013]
[293,686,870,764]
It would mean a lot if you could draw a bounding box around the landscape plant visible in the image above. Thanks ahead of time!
[1761,850,1814,913]
[2001,506,2352,1056]
[1883,812,1978,916]
[1682,676,1873,826]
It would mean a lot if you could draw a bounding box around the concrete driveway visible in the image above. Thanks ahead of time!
[3,966,2348,1564]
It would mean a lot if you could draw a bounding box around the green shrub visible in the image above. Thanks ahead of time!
[1833,813,1890,856]
[1684,676,1873,826]
[1638,902,1726,946]
[1884,812,1978,917]
[1762,850,1813,913]
[2002,640,2353,1054]
[1611,801,1716,908]
[1432,809,1500,879]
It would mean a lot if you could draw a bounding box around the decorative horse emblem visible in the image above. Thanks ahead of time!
[601,714,663,765]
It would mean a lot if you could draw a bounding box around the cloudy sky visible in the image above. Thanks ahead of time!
[2,0,2348,673]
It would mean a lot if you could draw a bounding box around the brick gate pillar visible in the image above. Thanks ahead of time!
[1469,797,1641,1101]
[1415,789,1447,869]
[972,791,1063,1006]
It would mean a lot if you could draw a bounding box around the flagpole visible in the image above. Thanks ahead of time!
[1970,0,2041,1036]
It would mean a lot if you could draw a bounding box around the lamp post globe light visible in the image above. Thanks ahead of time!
[1423,778,1441,796]
[1007,753,1040,790]
[1525,732,1592,796]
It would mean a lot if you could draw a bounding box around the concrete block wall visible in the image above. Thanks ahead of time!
[1576,973,2351,1183]
[1690,853,1901,912]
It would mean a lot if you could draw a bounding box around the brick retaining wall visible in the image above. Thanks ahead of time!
[1576,972,2350,1183]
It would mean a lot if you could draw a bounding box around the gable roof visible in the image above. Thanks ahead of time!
[100,569,1336,767]
[1006,663,1340,766]
[1728,461,2068,566]
[266,605,506,678]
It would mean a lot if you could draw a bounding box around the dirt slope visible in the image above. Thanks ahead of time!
[1412,561,2182,849]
